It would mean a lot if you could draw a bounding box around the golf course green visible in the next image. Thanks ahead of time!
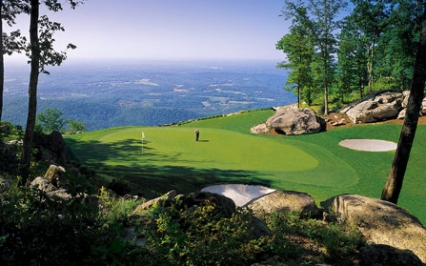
[65,109,426,224]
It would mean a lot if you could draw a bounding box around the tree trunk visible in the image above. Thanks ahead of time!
[0,0,4,122]
[381,3,426,204]
[19,0,40,186]
[367,40,375,93]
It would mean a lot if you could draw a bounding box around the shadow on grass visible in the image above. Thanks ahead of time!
[65,138,271,199]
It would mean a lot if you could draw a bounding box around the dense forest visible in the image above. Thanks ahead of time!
[276,0,425,114]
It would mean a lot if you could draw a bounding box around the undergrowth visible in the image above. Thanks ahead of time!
[0,185,366,265]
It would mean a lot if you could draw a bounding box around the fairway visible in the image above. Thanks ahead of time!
[67,126,358,188]
[65,110,426,225]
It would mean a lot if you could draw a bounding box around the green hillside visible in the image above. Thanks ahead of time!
[65,109,426,224]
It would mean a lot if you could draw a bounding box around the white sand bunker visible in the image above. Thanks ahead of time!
[201,184,275,207]
[339,139,397,152]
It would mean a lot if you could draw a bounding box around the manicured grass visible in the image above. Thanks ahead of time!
[65,110,426,224]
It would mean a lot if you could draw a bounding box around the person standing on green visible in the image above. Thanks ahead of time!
[194,128,199,141]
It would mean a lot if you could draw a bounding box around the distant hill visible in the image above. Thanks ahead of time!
[2,60,294,130]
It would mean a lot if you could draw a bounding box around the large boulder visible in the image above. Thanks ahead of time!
[36,131,70,163]
[342,91,403,123]
[256,107,325,136]
[321,194,426,263]
[245,190,322,219]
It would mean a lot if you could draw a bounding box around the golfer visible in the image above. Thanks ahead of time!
[194,128,199,141]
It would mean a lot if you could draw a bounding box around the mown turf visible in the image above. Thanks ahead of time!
[65,110,426,224]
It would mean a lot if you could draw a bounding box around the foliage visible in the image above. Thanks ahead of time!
[278,0,425,110]
[0,186,101,265]
[277,24,314,107]
[66,119,86,133]
[281,0,347,115]
[37,108,66,133]
[0,177,368,265]
[266,211,365,264]
[130,195,300,265]
[36,108,86,134]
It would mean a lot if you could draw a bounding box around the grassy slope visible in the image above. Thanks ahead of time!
[65,109,426,224]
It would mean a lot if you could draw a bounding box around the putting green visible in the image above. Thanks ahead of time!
[67,126,358,188]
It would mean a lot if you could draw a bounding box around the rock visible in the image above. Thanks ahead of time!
[401,90,410,108]
[250,123,269,134]
[250,216,272,238]
[342,91,403,123]
[31,176,57,192]
[265,108,326,135]
[36,131,70,163]
[321,194,426,263]
[133,190,178,213]
[181,191,237,219]
[46,189,73,200]
[44,164,67,188]
[329,118,347,126]
[359,244,423,266]
[30,166,86,200]
[245,190,322,219]
[397,109,406,119]
[422,98,426,115]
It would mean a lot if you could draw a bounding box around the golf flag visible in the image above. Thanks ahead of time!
[142,132,145,154]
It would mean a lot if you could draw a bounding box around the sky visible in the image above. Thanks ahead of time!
[8,0,292,62]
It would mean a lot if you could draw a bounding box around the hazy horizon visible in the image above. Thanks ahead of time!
[5,1,291,63]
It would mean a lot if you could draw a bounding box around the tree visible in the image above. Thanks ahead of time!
[276,23,314,107]
[380,1,418,90]
[37,108,66,132]
[19,0,84,186]
[282,0,347,115]
[381,0,426,204]
[66,119,85,133]
[337,16,369,100]
[350,0,390,93]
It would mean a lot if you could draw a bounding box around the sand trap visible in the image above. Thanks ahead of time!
[339,139,397,152]
[201,184,276,207]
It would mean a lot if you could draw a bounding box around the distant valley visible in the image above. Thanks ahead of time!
[3,59,293,130]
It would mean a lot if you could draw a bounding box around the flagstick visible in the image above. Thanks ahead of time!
[142,131,145,154]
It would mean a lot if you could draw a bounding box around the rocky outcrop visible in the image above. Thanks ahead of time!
[321,194,426,263]
[244,190,322,219]
[340,90,426,123]
[36,131,70,163]
[251,107,326,136]
[341,91,403,123]
[30,164,89,200]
